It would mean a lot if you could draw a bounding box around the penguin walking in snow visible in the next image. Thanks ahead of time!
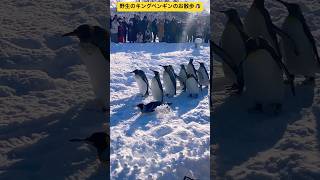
[211,40,244,93]
[243,0,298,57]
[220,9,248,92]
[276,0,320,84]
[131,69,149,97]
[150,70,164,102]
[137,101,172,113]
[70,132,109,166]
[161,65,176,96]
[178,64,188,91]
[197,62,209,88]
[186,74,201,98]
[63,25,109,111]
[243,37,295,114]
[186,58,198,79]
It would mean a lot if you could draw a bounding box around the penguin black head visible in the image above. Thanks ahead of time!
[180,64,186,69]
[131,69,139,74]
[276,0,301,16]
[189,58,194,63]
[63,24,93,43]
[151,70,160,76]
[160,65,169,70]
[220,9,239,19]
[136,103,144,110]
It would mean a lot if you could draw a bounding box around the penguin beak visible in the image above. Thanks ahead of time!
[62,31,77,37]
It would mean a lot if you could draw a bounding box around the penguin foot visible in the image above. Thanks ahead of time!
[247,104,263,114]
[302,76,315,85]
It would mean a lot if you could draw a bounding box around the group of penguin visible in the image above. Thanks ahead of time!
[212,0,320,114]
[62,25,109,165]
[132,58,209,113]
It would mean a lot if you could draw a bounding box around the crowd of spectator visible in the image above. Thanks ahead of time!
[110,14,210,43]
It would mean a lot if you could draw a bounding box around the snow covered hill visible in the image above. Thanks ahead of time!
[211,0,320,179]
[110,43,210,179]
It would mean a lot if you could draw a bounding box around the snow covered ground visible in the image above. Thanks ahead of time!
[211,0,320,179]
[110,43,210,179]
[0,0,108,179]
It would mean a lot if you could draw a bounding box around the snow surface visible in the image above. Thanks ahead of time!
[0,0,108,179]
[211,0,320,179]
[110,43,210,179]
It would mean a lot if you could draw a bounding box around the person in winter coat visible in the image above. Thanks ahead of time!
[111,15,119,43]
[117,18,126,43]
[127,20,136,43]
[151,19,158,42]
[145,29,152,43]
[157,19,164,42]
[164,19,170,42]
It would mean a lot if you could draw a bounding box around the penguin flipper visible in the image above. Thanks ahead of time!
[272,24,299,55]
[301,21,320,65]
[261,40,296,96]
[211,40,244,90]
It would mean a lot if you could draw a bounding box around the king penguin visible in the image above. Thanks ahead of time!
[70,132,109,166]
[186,58,198,79]
[131,69,149,97]
[244,0,282,55]
[276,0,320,83]
[63,24,108,111]
[220,9,248,91]
[178,64,188,91]
[151,70,164,102]
[243,37,295,114]
[161,65,176,96]
[186,74,201,98]
[197,62,210,88]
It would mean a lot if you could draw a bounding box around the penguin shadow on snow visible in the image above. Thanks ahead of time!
[1,100,107,180]
[212,83,315,177]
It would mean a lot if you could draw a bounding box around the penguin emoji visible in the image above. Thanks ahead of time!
[63,25,108,111]
[243,37,295,114]
[70,132,109,165]
[211,40,244,93]
[160,65,176,96]
[186,58,198,79]
[276,0,320,84]
[150,70,164,102]
[136,101,172,113]
[244,0,283,55]
[186,74,201,98]
[220,9,248,91]
[197,62,209,88]
[178,64,188,91]
[131,69,149,97]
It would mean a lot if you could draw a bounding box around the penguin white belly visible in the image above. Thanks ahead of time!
[134,75,148,95]
[281,17,319,76]
[221,23,246,84]
[197,68,209,86]
[186,78,200,96]
[151,78,163,101]
[244,8,277,52]
[243,50,284,104]
[79,43,108,108]
[163,72,175,96]
[187,64,196,77]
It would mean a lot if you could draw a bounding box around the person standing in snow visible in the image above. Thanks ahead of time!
[122,17,128,43]
[164,19,170,43]
[141,16,149,42]
[127,20,135,43]
[157,19,164,42]
[151,18,158,42]
[111,15,119,43]
[117,18,126,43]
